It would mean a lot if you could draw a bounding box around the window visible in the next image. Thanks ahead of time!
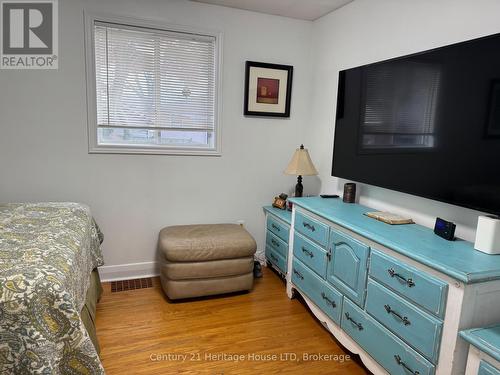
[360,61,441,150]
[85,15,221,155]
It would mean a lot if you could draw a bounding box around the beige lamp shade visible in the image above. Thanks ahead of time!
[284,145,318,176]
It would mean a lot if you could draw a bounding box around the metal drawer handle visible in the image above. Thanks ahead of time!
[270,253,279,262]
[301,247,314,258]
[271,239,280,247]
[384,304,411,326]
[321,292,336,308]
[293,269,304,280]
[271,223,281,231]
[344,312,363,331]
[302,222,316,232]
[394,355,420,375]
[387,268,415,287]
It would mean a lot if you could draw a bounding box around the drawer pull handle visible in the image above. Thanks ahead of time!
[271,239,280,247]
[394,355,420,375]
[270,253,279,262]
[302,222,316,232]
[384,304,411,326]
[271,224,281,232]
[387,268,415,287]
[321,292,336,308]
[293,269,304,280]
[344,312,363,331]
[301,247,314,258]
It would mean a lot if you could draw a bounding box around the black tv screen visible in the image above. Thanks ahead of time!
[332,33,500,215]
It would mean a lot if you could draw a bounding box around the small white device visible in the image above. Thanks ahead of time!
[474,215,500,255]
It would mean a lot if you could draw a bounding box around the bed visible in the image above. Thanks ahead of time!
[0,203,105,374]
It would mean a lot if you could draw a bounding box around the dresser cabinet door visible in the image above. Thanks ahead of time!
[326,228,370,307]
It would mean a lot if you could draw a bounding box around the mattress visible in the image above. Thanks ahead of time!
[0,203,105,374]
[81,269,103,354]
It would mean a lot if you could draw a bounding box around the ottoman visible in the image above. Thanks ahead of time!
[158,224,257,300]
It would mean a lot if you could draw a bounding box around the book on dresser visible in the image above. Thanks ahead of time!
[365,211,414,225]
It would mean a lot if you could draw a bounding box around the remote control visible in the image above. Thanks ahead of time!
[320,194,339,198]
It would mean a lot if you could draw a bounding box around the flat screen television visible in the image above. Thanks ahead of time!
[332,33,500,215]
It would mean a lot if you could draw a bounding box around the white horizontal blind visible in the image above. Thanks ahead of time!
[94,21,217,150]
[361,61,441,149]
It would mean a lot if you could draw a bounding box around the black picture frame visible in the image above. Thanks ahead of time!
[244,61,293,117]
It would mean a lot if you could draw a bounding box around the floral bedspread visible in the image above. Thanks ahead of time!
[0,203,105,374]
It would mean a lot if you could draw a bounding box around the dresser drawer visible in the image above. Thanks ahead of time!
[342,298,435,375]
[266,246,287,274]
[266,230,288,258]
[370,250,448,318]
[294,211,329,247]
[366,279,443,364]
[292,259,343,325]
[267,215,290,243]
[479,361,500,375]
[293,232,328,278]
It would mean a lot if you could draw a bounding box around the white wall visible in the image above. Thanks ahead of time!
[3,0,500,279]
[0,0,312,279]
[308,0,500,242]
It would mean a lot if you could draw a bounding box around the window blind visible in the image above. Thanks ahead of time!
[94,22,217,149]
[361,61,441,149]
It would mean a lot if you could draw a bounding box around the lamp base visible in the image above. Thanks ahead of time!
[295,175,303,197]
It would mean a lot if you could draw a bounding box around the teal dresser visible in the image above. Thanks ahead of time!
[263,206,291,276]
[285,197,500,375]
[461,325,500,375]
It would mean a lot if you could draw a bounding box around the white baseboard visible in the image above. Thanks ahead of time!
[98,261,159,282]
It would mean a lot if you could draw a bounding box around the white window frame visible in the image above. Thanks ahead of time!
[84,12,223,156]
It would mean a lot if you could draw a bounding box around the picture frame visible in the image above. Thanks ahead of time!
[244,61,293,117]
[272,193,288,210]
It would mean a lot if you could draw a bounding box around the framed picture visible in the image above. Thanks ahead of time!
[272,193,288,210]
[244,61,293,117]
[486,79,500,138]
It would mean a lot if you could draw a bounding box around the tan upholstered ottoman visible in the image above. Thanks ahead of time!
[158,224,257,300]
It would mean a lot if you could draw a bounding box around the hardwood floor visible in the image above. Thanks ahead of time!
[96,267,369,374]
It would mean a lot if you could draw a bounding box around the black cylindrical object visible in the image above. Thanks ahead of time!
[343,183,356,203]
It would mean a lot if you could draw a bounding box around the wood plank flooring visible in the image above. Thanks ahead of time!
[96,267,369,374]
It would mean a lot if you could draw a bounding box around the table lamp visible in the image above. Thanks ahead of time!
[284,144,318,197]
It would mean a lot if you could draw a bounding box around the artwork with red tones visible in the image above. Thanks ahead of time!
[244,61,293,117]
[256,78,280,104]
